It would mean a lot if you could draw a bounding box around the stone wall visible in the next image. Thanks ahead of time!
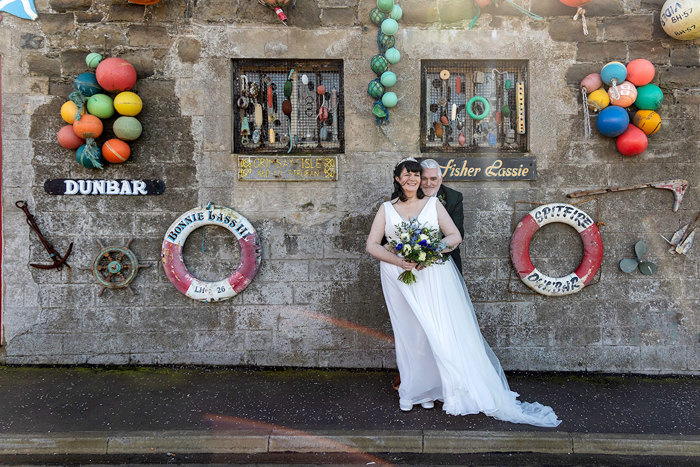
[1,0,698,373]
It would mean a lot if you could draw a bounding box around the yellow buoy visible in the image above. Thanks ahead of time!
[633,110,662,136]
[60,100,84,124]
[586,89,610,112]
[114,91,143,116]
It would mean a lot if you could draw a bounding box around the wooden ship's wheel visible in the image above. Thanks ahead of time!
[90,239,150,296]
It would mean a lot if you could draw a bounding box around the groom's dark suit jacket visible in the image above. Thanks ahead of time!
[384,185,465,274]
[438,185,464,274]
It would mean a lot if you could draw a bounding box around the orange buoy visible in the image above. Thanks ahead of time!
[102,138,131,163]
[73,114,103,139]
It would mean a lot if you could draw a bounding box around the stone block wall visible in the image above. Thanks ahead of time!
[0,0,698,373]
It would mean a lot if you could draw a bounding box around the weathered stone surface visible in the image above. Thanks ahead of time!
[320,7,356,26]
[128,25,169,48]
[59,49,89,76]
[75,11,103,23]
[49,0,92,12]
[20,33,44,49]
[671,47,700,66]
[576,41,627,62]
[107,5,145,22]
[178,37,201,63]
[37,13,74,35]
[285,0,322,28]
[601,15,654,41]
[437,0,473,24]
[659,66,700,88]
[549,16,598,42]
[26,54,61,77]
[628,41,670,64]
[192,0,239,22]
[402,0,439,25]
[0,0,697,373]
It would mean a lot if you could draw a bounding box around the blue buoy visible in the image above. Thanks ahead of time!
[596,105,629,137]
[74,72,103,97]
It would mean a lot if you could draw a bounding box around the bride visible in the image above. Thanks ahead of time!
[365,158,561,427]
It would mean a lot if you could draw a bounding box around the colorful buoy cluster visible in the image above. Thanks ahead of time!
[57,53,143,169]
[581,58,663,157]
[368,0,401,125]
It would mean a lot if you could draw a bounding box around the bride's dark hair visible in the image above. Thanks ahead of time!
[392,159,425,202]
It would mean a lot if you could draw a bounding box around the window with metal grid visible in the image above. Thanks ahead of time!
[420,60,528,154]
[232,59,344,154]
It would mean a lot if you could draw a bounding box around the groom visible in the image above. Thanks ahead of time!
[419,159,464,273]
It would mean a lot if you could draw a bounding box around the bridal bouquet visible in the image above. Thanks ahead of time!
[389,217,446,285]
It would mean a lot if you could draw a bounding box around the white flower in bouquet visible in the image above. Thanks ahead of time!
[388,217,447,285]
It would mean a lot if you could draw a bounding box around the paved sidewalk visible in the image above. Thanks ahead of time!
[0,366,698,458]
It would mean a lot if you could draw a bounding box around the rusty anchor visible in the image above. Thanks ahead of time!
[566,179,689,212]
[15,200,73,270]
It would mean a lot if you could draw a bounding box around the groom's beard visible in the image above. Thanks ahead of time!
[421,185,440,197]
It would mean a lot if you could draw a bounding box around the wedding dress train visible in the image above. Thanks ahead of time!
[380,197,561,427]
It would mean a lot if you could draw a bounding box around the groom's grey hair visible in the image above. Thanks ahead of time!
[420,159,441,171]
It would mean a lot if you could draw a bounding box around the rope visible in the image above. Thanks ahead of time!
[469,2,480,29]
[376,29,390,53]
[502,0,543,20]
[202,201,212,252]
[581,88,592,139]
[610,80,621,101]
[68,91,86,122]
[574,7,588,36]
[83,138,104,170]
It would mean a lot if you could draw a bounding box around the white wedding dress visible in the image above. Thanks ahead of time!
[380,197,561,427]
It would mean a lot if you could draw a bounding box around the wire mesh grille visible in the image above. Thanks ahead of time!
[232,59,344,154]
[420,60,528,153]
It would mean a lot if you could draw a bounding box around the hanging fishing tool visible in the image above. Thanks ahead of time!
[567,179,689,212]
[257,0,291,26]
[15,200,73,270]
[661,210,700,255]
[238,75,250,144]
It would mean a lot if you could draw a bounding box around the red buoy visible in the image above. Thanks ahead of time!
[616,124,648,157]
[559,0,592,6]
[58,125,85,150]
[96,57,137,92]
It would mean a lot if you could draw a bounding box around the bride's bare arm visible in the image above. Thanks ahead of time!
[366,205,417,270]
[436,201,462,253]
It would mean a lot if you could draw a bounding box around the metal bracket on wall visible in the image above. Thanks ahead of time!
[507,197,603,295]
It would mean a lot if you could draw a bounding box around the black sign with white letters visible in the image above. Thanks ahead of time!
[44,179,165,195]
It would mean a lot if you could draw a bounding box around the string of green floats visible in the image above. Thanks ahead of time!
[368,0,402,126]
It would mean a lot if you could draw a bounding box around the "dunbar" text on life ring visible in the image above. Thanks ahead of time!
[510,203,603,296]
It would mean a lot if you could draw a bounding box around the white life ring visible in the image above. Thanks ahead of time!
[510,203,603,296]
[161,205,262,302]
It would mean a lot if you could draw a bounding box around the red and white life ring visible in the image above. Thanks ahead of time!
[161,205,262,302]
[510,203,603,296]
